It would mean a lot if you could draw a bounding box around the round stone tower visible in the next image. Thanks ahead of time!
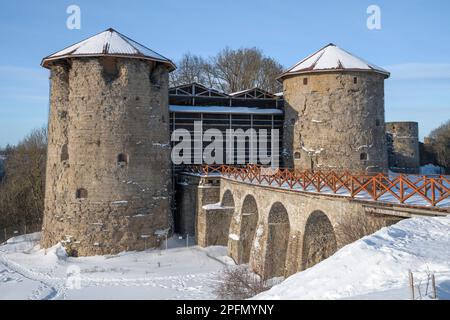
[386,122,420,173]
[40,29,176,256]
[279,44,390,173]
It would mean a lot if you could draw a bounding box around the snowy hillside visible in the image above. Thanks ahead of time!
[254,216,450,300]
[0,235,232,300]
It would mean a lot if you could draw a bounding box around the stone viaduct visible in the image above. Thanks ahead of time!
[176,170,449,279]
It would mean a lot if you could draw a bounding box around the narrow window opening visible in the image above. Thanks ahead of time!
[61,144,69,162]
[100,57,119,83]
[360,152,368,161]
[150,66,161,89]
[118,153,128,166]
[353,77,358,84]
[303,78,308,85]
[76,188,88,199]
[376,119,381,126]
[294,152,301,160]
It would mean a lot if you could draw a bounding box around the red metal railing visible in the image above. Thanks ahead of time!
[182,164,450,208]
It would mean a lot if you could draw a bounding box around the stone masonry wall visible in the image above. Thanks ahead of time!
[386,122,420,173]
[195,177,230,247]
[212,178,404,279]
[175,174,221,237]
[282,72,388,173]
[41,57,172,256]
[179,174,444,279]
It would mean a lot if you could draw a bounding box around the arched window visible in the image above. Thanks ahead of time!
[117,153,128,166]
[76,188,88,199]
[360,152,368,161]
[221,190,235,208]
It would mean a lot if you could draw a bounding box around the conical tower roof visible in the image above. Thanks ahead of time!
[41,28,175,71]
[278,43,389,80]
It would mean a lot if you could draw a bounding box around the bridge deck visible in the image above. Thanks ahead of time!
[181,165,450,213]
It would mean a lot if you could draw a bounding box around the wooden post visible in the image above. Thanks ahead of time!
[431,274,437,300]
[409,270,415,300]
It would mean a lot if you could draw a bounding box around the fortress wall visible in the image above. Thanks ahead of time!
[282,72,388,173]
[42,58,172,255]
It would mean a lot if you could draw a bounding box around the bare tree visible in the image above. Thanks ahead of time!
[214,47,283,93]
[215,266,273,300]
[0,126,47,232]
[428,120,450,171]
[169,47,284,94]
[169,53,209,87]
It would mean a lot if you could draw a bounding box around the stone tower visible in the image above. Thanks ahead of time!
[386,122,420,173]
[279,44,390,173]
[40,29,176,256]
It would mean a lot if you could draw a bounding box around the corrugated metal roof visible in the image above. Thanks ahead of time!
[41,28,175,70]
[278,43,389,80]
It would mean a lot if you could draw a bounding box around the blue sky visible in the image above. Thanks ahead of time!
[0,0,449,146]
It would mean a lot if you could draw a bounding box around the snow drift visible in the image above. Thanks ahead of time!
[254,216,450,300]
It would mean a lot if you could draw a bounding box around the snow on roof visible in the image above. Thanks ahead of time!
[228,89,250,96]
[278,43,389,80]
[169,82,229,97]
[42,28,175,70]
[169,105,283,115]
[229,87,277,99]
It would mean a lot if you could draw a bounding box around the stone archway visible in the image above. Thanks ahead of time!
[239,195,258,263]
[301,210,337,270]
[228,194,259,264]
[221,190,235,207]
[263,202,290,279]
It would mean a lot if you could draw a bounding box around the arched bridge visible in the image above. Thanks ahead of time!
[176,165,449,279]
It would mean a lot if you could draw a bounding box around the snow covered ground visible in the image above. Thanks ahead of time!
[2,216,450,300]
[255,216,450,300]
[0,234,233,300]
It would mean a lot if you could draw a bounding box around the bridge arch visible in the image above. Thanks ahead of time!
[228,194,259,264]
[264,202,290,279]
[221,189,235,207]
[301,210,337,270]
